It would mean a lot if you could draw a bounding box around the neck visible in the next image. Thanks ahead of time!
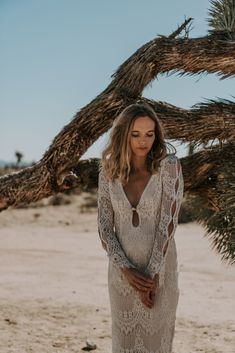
[131,156,147,173]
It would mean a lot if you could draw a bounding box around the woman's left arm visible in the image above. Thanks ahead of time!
[145,154,184,286]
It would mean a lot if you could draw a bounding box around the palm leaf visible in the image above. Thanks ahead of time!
[208,0,235,38]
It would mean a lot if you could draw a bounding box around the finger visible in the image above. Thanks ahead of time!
[142,292,153,307]
[130,269,154,282]
[130,277,152,289]
[144,296,153,305]
[145,296,153,308]
[129,277,153,293]
[135,281,153,291]
[132,281,150,292]
[144,300,152,308]
[140,295,150,307]
[146,295,153,307]
[152,290,156,299]
[144,299,152,307]
[129,279,148,292]
[146,293,154,307]
[137,283,153,293]
[132,277,154,289]
[133,272,154,284]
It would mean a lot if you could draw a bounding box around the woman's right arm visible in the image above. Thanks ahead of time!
[97,167,155,293]
[97,167,135,269]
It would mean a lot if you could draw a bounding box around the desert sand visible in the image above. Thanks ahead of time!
[0,195,234,353]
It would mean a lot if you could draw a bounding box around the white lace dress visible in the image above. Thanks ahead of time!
[97,154,184,353]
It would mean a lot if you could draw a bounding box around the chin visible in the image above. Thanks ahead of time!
[135,151,149,156]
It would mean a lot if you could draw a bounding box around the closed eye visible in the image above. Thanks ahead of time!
[131,133,154,137]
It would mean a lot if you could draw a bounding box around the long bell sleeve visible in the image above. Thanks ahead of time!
[145,154,184,286]
[97,167,136,270]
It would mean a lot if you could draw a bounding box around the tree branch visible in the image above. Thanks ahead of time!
[168,17,193,39]
[141,97,235,144]
[1,33,235,210]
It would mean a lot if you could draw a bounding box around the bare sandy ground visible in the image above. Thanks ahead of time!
[0,200,234,353]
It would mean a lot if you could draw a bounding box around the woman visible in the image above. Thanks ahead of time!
[97,103,184,353]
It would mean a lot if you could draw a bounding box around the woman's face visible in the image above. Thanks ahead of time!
[129,116,156,158]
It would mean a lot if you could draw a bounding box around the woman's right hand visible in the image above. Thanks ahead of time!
[121,267,154,292]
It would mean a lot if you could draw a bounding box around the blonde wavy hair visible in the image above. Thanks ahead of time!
[100,103,176,184]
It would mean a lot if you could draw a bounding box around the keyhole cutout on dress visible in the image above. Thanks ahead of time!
[132,209,139,227]
[121,174,155,228]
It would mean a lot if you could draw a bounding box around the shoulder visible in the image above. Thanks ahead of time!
[98,164,106,179]
[160,154,182,179]
[98,164,111,184]
[160,153,179,168]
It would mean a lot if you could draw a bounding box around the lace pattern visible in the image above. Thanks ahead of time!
[145,155,184,286]
[97,154,184,353]
[97,168,135,269]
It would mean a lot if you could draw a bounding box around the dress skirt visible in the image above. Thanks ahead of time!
[108,238,180,353]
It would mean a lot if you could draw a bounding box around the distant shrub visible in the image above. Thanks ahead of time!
[48,194,72,206]
[79,194,97,213]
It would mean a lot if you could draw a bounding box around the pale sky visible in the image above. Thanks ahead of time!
[1,0,234,163]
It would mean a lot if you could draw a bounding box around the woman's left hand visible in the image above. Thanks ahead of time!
[139,274,159,308]
[139,289,155,308]
[153,273,159,290]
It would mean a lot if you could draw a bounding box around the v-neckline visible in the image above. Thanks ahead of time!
[119,174,156,209]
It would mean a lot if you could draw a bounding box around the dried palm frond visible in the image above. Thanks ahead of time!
[184,144,235,264]
[142,97,235,145]
[208,0,235,39]
[0,95,234,210]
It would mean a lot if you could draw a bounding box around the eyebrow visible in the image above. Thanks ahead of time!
[131,130,155,132]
